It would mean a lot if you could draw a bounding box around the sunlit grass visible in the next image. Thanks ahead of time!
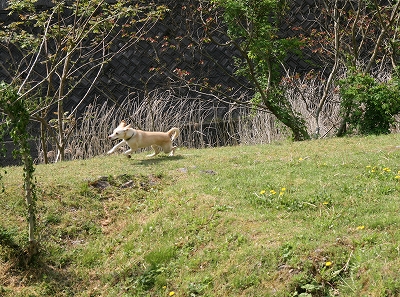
[1,134,400,296]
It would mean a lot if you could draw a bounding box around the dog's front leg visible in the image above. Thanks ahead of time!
[123,148,133,157]
[107,141,125,154]
[123,144,138,158]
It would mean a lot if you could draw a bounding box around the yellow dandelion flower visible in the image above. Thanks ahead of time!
[323,201,329,205]
[260,190,266,195]
[299,157,303,161]
[325,261,333,267]
[366,165,371,168]
[357,225,365,230]
[395,175,400,180]
[383,167,391,172]
[169,292,175,296]
[281,187,286,192]
[270,190,277,195]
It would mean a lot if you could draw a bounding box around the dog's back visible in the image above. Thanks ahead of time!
[133,130,173,149]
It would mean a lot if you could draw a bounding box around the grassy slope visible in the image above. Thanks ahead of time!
[1,134,400,297]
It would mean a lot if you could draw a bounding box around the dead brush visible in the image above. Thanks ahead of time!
[37,84,346,163]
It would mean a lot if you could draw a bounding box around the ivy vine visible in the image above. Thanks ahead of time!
[0,81,38,258]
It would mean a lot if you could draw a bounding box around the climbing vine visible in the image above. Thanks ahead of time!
[0,81,38,261]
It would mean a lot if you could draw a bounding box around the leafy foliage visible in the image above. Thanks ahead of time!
[210,0,310,140]
[339,70,400,135]
[0,81,38,259]
[224,0,295,92]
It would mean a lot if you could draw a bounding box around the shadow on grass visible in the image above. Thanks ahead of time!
[11,260,78,295]
[0,239,78,295]
[136,155,185,166]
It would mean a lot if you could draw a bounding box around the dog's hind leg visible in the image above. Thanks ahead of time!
[147,145,161,157]
[161,143,176,156]
[168,146,177,156]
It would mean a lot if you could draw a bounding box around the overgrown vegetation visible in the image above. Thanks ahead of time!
[0,0,166,162]
[39,93,289,162]
[0,82,38,263]
[209,0,310,141]
[1,0,400,161]
[1,134,400,296]
[339,70,400,135]
[143,0,400,140]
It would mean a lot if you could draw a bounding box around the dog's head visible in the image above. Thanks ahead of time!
[108,121,133,141]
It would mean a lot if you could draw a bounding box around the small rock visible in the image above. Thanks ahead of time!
[120,180,135,188]
[177,168,188,173]
[90,180,110,189]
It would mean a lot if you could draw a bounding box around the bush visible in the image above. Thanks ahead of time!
[339,71,400,135]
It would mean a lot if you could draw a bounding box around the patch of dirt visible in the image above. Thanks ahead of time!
[88,174,162,192]
[89,176,110,190]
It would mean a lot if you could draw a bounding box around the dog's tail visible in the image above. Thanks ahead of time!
[167,127,180,141]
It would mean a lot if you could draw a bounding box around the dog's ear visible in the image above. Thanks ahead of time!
[120,120,127,127]
[125,124,132,129]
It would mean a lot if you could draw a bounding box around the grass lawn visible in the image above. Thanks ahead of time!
[1,134,400,296]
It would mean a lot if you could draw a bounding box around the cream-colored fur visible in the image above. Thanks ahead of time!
[107,120,180,157]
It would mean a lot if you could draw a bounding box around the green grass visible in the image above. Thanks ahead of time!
[1,134,400,296]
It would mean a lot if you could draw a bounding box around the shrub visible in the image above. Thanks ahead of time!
[339,70,400,135]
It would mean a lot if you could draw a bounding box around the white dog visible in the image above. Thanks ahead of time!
[107,120,180,158]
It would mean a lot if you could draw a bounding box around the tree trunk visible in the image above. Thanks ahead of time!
[22,146,39,261]
[56,54,71,162]
[336,109,349,137]
[40,120,49,164]
[315,0,339,138]
[278,111,310,141]
[259,86,310,141]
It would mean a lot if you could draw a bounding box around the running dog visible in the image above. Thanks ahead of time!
[107,120,180,158]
